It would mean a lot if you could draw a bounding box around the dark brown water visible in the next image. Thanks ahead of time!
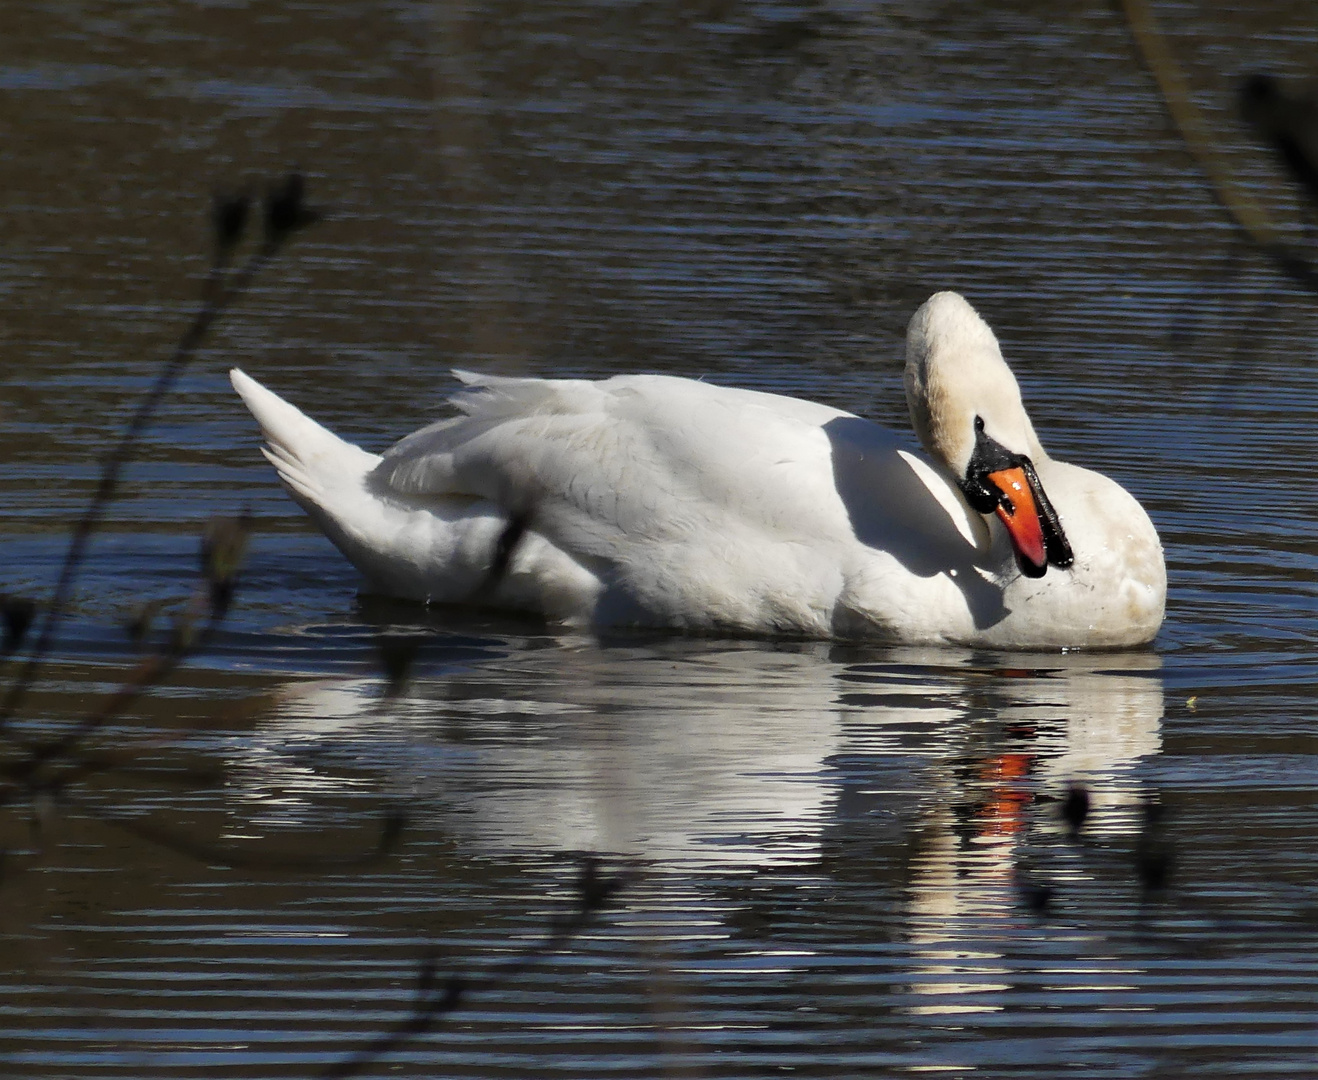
[1,1,1315,1077]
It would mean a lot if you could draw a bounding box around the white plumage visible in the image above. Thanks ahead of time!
[231,291,1165,648]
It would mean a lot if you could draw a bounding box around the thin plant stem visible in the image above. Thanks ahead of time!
[0,239,277,727]
[1119,0,1318,293]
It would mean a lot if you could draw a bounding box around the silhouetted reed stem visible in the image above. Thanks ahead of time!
[319,858,635,1080]
[1119,0,1318,293]
[0,244,275,727]
[1,173,317,727]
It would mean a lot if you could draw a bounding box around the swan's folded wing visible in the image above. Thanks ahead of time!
[370,374,854,549]
[369,372,985,574]
[371,375,627,544]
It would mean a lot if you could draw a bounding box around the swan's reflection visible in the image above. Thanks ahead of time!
[882,653,1163,1014]
[230,638,1163,992]
[233,642,847,866]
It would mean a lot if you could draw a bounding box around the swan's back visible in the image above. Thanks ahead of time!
[377,374,855,545]
[372,374,900,634]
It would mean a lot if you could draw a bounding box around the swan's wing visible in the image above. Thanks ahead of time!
[371,373,982,569]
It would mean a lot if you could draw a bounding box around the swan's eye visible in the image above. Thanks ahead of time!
[974,416,985,432]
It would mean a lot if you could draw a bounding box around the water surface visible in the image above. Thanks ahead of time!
[1,1,1314,1077]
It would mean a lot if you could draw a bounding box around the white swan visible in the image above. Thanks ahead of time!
[230,291,1165,648]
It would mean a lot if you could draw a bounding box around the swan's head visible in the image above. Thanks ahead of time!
[905,291,1073,579]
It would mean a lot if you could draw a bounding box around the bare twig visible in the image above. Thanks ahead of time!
[0,602,221,811]
[0,176,316,727]
[1118,0,1318,293]
[319,857,636,1080]
[0,510,250,810]
[0,175,378,883]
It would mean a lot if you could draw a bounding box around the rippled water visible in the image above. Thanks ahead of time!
[1,1,1315,1077]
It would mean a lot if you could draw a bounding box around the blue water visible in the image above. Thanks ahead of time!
[0,2,1314,1077]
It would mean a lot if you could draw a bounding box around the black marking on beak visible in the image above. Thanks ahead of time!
[1017,458,1073,569]
[959,416,1074,575]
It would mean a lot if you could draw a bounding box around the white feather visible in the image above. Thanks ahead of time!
[229,292,1165,648]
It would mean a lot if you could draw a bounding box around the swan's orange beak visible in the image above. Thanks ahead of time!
[987,466,1048,577]
[963,416,1074,577]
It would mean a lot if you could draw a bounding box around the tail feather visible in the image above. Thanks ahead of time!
[229,367,602,614]
[229,368,381,507]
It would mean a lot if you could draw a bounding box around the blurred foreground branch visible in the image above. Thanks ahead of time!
[320,857,637,1080]
[0,174,404,878]
[0,174,319,726]
[1119,0,1318,293]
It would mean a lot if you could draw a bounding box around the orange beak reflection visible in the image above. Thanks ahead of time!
[987,466,1048,577]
